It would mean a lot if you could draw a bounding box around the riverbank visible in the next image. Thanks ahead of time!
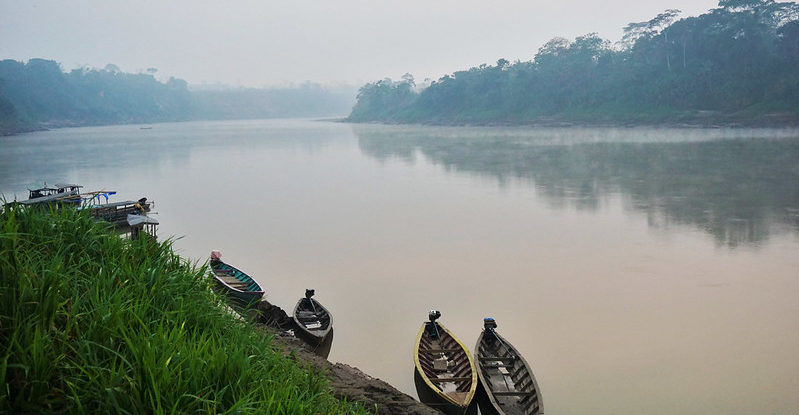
[345,109,799,129]
[0,123,46,136]
[4,109,799,139]
[0,206,374,413]
[259,321,441,415]
[0,119,173,137]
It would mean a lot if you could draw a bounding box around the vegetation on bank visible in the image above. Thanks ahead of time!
[0,206,369,414]
[0,60,355,135]
[348,0,799,125]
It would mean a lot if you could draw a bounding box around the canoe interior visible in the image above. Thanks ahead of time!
[210,260,264,303]
[415,321,477,409]
[293,297,332,342]
[476,330,543,415]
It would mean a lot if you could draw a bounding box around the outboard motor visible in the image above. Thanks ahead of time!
[426,310,442,338]
[484,317,508,354]
[484,317,498,331]
[305,289,317,312]
[429,309,441,322]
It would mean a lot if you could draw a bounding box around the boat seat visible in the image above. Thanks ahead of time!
[491,391,535,396]
[430,377,472,383]
[296,311,319,320]
[217,276,249,289]
[479,357,516,362]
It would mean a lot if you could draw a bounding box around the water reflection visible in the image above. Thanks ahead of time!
[355,125,799,247]
[0,119,348,198]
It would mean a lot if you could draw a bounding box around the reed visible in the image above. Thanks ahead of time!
[0,205,368,414]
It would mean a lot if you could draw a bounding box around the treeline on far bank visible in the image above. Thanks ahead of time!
[348,0,799,126]
[0,59,355,135]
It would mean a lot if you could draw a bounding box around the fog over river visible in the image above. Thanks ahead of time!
[2,119,798,414]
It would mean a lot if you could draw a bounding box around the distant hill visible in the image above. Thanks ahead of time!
[0,59,356,135]
[349,0,799,126]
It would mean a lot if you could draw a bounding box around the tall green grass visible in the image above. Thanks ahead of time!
[0,205,369,414]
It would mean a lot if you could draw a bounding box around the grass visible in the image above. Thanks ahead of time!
[0,205,370,414]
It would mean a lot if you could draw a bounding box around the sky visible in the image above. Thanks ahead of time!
[1,0,720,88]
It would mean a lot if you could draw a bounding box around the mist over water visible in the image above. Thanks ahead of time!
[2,119,798,414]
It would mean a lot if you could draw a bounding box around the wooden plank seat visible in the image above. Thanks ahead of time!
[479,356,516,362]
[420,349,462,353]
[218,276,249,288]
[490,391,535,397]
[429,377,472,383]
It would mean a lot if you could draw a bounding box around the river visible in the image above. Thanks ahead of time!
[2,119,798,414]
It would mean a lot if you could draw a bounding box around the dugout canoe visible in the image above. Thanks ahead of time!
[413,310,477,415]
[474,318,543,415]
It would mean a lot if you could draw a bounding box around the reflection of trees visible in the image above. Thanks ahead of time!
[355,126,799,247]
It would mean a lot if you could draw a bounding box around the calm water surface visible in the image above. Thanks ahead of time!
[2,119,798,414]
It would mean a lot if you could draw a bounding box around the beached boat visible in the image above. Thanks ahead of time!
[85,198,150,226]
[414,310,477,415]
[27,183,83,199]
[17,183,83,207]
[474,318,543,415]
[209,254,264,305]
[292,289,333,349]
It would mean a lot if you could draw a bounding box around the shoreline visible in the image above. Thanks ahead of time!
[265,329,440,415]
[249,301,439,414]
[4,111,799,138]
[343,110,799,129]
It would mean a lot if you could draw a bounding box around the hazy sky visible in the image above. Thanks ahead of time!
[1,0,720,87]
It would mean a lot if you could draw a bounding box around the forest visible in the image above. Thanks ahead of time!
[348,0,799,125]
[0,59,354,135]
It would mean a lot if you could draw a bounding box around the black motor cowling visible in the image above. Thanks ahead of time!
[428,309,441,322]
[484,317,497,330]
[426,310,442,339]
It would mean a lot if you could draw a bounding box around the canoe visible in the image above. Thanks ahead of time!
[413,310,477,415]
[292,289,333,349]
[474,318,543,415]
[209,258,264,305]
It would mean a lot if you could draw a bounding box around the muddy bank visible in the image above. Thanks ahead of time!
[270,331,440,415]
[344,110,799,128]
[251,301,440,415]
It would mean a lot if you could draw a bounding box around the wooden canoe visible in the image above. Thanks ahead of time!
[474,318,543,415]
[292,289,333,350]
[209,259,264,305]
[414,311,477,415]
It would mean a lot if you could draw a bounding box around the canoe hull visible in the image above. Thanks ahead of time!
[475,329,543,415]
[209,260,264,305]
[413,321,478,414]
[292,296,333,355]
[414,367,477,415]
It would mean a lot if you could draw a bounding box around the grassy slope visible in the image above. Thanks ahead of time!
[0,206,369,414]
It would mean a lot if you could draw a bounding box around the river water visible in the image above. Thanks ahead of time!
[2,119,798,414]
